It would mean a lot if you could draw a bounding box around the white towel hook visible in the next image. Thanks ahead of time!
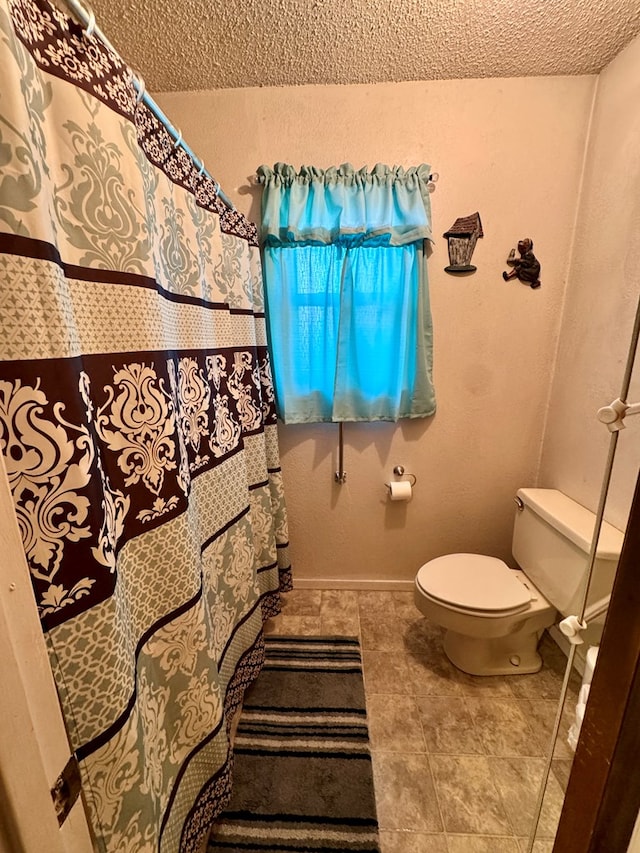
[559,615,588,645]
[597,396,640,432]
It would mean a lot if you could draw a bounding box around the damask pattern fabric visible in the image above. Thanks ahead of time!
[0,1,291,851]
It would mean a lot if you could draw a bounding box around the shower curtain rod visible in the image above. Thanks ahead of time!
[62,0,235,212]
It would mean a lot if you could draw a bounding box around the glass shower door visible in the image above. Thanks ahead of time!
[526,296,640,852]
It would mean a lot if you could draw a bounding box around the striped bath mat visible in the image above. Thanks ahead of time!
[208,636,380,852]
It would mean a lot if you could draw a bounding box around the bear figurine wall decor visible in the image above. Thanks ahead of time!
[502,238,541,289]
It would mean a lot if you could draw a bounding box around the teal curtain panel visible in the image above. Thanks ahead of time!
[258,163,436,423]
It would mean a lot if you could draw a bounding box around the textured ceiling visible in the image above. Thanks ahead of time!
[82,0,640,92]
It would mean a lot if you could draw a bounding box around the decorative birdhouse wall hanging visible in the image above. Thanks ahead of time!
[443,212,483,273]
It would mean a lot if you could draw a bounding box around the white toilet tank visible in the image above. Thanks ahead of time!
[513,488,624,617]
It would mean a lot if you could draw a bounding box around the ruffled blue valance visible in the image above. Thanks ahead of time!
[257,162,433,248]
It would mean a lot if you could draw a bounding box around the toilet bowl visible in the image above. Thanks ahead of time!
[414,554,556,676]
[413,488,623,678]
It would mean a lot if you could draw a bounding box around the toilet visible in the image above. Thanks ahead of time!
[414,488,624,676]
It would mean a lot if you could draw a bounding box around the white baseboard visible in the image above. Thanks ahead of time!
[292,577,415,592]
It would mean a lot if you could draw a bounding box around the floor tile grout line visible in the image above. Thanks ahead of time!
[485,753,521,841]
[424,748,449,839]
[457,689,486,758]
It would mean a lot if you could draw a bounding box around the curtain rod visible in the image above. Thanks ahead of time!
[245,171,440,190]
[62,0,235,212]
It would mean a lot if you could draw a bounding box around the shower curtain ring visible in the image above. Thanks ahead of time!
[134,74,146,104]
[83,5,96,38]
[198,159,206,177]
[173,128,183,149]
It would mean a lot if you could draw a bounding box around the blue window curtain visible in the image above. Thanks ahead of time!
[257,163,436,423]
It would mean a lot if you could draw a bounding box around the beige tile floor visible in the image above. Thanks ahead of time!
[264,588,582,853]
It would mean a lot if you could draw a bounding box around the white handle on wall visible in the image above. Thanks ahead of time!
[558,593,611,645]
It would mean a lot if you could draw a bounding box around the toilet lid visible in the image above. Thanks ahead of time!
[416,554,533,615]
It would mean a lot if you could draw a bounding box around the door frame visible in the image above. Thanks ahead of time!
[0,454,93,853]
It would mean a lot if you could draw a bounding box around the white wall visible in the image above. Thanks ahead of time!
[157,76,595,584]
[539,34,640,533]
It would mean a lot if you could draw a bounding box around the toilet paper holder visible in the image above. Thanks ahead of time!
[385,465,417,493]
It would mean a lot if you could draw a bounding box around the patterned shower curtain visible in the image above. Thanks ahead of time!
[0,1,291,851]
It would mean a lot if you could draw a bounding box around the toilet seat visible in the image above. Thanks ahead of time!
[416,553,533,616]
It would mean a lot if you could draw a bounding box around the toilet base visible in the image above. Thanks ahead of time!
[443,626,544,676]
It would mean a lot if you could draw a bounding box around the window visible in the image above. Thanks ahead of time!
[258,163,436,423]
